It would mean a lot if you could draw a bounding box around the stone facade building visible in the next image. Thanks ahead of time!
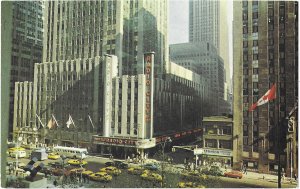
[9,1,43,138]
[233,1,298,173]
[43,0,168,78]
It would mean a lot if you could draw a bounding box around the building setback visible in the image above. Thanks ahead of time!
[170,42,229,115]
[8,1,43,139]
[43,0,168,78]
[233,1,298,174]
[13,55,210,153]
[189,0,231,101]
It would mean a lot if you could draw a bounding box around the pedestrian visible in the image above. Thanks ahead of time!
[53,179,58,187]
[294,173,297,181]
[87,175,90,183]
[83,175,86,183]
[244,166,247,175]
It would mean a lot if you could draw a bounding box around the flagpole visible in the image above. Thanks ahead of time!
[276,13,281,187]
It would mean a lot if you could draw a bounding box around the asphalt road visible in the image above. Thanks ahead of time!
[7,155,298,188]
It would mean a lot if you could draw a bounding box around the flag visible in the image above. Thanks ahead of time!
[47,117,56,129]
[66,115,73,128]
[66,115,76,128]
[36,114,45,128]
[52,114,59,127]
[249,84,276,111]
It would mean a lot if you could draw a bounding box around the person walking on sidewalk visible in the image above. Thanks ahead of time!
[294,173,297,181]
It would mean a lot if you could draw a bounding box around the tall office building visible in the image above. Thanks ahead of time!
[233,1,298,174]
[170,42,230,115]
[189,0,231,101]
[8,1,43,139]
[43,0,168,78]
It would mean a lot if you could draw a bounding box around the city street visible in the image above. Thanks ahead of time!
[6,154,298,188]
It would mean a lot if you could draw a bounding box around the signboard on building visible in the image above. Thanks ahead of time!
[194,148,232,157]
[102,55,118,137]
[144,53,154,139]
[93,136,137,147]
[93,136,156,149]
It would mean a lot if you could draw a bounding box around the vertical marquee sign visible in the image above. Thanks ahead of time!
[103,55,112,137]
[144,52,154,139]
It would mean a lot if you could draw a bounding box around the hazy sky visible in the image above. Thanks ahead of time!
[169,0,189,44]
[169,0,233,78]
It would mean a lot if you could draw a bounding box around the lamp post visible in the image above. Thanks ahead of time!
[15,127,25,172]
[161,137,172,188]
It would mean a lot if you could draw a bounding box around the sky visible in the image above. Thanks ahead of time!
[169,0,189,44]
[169,0,233,79]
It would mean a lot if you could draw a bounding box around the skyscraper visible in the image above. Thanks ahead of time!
[233,1,298,174]
[8,1,43,138]
[189,0,231,101]
[43,0,168,77]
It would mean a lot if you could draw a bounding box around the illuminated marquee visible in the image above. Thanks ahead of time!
[93,136,137,146]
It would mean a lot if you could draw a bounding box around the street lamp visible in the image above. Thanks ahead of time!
[160,137,172,188]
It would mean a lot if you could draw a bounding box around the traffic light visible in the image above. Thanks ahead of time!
[288,116,295,133]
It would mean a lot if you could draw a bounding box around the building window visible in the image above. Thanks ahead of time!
[253,40,258,46]
[253,54,258,60]
[253,68,259,74]
[243,53,248,61]
[243,25,248,34]
[252,12,258,19]
[205,139,217,148]
[252,25,258,33]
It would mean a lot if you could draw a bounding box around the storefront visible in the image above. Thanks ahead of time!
[194,148,233,167]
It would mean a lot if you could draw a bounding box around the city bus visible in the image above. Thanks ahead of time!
[53,146,88,159]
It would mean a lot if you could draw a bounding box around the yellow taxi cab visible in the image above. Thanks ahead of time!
[177,181,205,188]
[89,172,112,182]
[200,174,208,180]
[48,153,60,160]
[127,166,144,175]
[8,147,25,153]
[82,170,94,176]
[140,172,162,182]
[99,166,121,176]
[182,170,207,180]
[68,159,88,166]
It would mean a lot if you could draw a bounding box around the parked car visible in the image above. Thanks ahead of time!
[82,170,94,176]
[89,172,112,182]
[105,161,114,167]
[141,172,162,182]
[114,161,128,169]
[99,166,121,176]
[127,167,144,175]
[143,163,159,171]
[49,162,63,168]
[51,168,64,176]
[70,168,86,176]
[224,170,243,179]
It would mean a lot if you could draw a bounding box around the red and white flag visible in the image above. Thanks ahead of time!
[249,84,276,111]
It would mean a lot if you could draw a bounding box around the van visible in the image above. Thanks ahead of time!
[10,150,26,158]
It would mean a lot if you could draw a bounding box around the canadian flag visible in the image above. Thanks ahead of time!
[249,84,276,111]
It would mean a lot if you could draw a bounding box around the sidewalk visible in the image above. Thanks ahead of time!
[242,171,298,185]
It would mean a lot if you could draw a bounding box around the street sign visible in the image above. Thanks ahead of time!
[194,148,232,157]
